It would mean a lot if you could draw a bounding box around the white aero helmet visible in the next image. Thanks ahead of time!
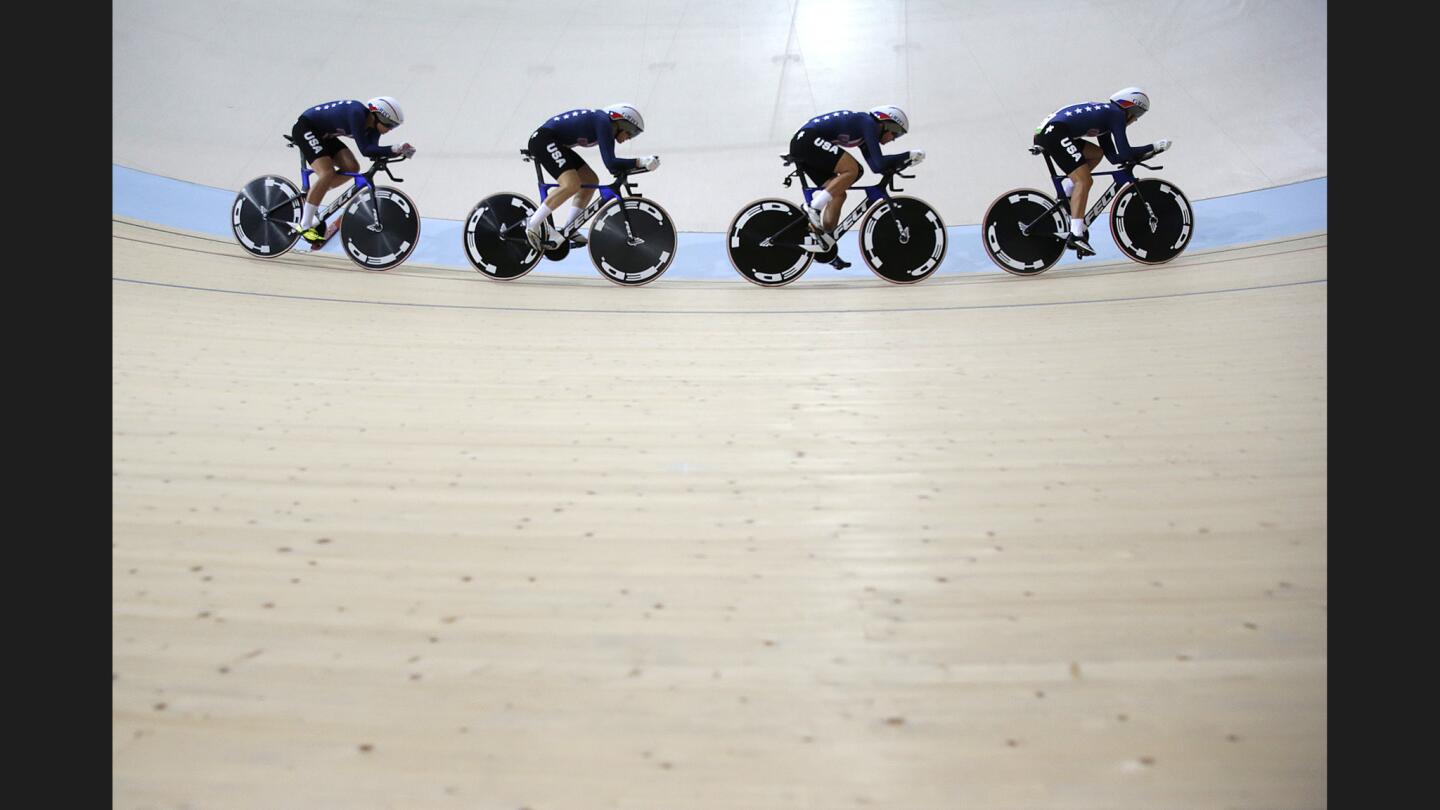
[604,103,644,137]
[1109,87,1150,118]
[366,96,404,128]
[870,105,910,137]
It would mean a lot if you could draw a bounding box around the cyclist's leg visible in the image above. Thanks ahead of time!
[529,166,579,239]
[303,150,353,226]
[300,155,340,242]
[547,167,582,209]
[292,118,340,229]
[790,130,845,232]
[301,146,356,245]
[525,129,579,241]
[1067,141,1103,223]
[318,147,360,238]
[325,146,360,209]
[1035,126,1086,214]
[302,156,335,222]
[1034,126,1095,254]
[332,146,360,175]
[303,143,351,215]
[559,164,599,233]
[819,153,861,231]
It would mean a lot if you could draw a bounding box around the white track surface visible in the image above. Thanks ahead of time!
[114,219,1326,808]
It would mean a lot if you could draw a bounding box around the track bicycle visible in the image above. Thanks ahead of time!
[725,155,947,287]
[461,151,677,286]
[231,135,421,271]
[981,145,1193,275]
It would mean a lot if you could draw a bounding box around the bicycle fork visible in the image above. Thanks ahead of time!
[612,202,647,248]
[888,200,912,245]
[359,186,385,233]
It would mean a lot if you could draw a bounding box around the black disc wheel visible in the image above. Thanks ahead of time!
[232,175,303,258]
[857,195,947,284]
[725,198,815,287]
[463,193,543,280]
[1110,179,1194,265]
[981,188,1067,276]
[587,197,678,286]
[337,186,421,271]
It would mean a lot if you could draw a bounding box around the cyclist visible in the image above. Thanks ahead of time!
[1032,87,1171,256]
[291,97,416,248]
[790,106,925,252]
[524,103,659,251]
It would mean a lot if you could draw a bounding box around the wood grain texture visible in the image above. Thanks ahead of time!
[114,220,1326,809]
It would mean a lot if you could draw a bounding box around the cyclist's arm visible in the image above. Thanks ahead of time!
[595,115,638,175]
[353,128,394,159]
[1102,108,1152,164]
[348,109,393,159]
[859,143,910,173]
[858,116,909,173]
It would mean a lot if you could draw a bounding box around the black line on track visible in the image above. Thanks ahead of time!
[112,274,1326,316]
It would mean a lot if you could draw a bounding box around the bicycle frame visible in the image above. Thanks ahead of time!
[275,136,406,232]
[1020,146,1160,238]
[522,149,647,240]
[760,155,913,247]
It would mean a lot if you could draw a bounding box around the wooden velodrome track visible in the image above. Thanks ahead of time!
[113,218,1326,808]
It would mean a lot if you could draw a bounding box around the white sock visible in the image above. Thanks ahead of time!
[301,202,318,230]
[1071,219,1087,238]
[559,204,584,232]
[809,190,832,211]
[1061,178,1075,197]
[527,203,554,230]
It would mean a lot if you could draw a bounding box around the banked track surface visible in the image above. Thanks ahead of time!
[114,218,1327,809]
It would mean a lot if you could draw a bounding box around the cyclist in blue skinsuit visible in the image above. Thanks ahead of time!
[790,106,926,252]
[1032,87,1171,256]
[290,97,416,248]
[524,104,659,251]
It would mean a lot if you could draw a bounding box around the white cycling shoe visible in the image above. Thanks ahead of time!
[526,222,567,252]
[802,202,825,232]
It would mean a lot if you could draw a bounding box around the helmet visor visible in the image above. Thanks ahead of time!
[1114,99,1146,117]
[611,115,640,137]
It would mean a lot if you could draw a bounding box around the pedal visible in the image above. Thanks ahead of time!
[829,256,851,270]
[542,234,572,261]
[802,204,825,233]
[1064,235,1095,258]
[799,232,837,254]
[308,218,340,250]
[540,225,569,251]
